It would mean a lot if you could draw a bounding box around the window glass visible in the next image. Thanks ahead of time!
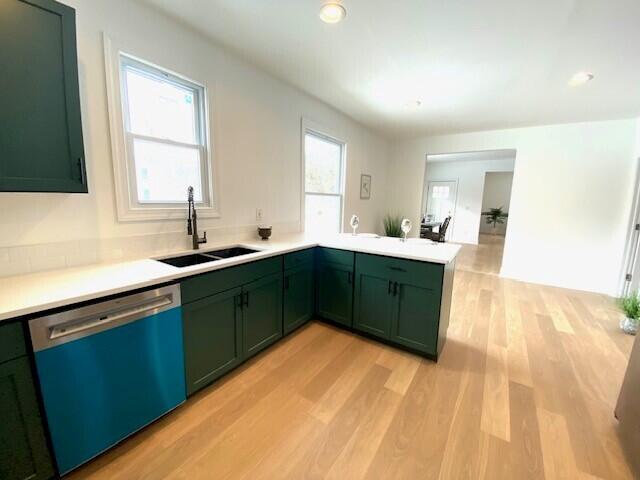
[125,67,198,145]
[303,130,344,234]
[304,133,342,194]
[132,138,202,203]
[305,194,341,234]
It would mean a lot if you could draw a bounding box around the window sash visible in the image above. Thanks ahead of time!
[304,131,344,195]
[124,132,209,207]
[118,54,212,210]
[120,56,205,146]
[304,192,344,234]
[303,129,346,233]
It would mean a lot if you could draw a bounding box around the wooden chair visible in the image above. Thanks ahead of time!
[424,216,451,242]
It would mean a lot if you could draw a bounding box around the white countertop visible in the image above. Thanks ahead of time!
[0,233,460,322]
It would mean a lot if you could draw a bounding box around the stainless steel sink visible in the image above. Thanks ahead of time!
[156,246,260,268]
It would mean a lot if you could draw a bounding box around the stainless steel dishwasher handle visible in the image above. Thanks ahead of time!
[49,296,173,340]
[29,284,181,352]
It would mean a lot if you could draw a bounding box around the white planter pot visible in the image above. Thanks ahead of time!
[620,317,638,335]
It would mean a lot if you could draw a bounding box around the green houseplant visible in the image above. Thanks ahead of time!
[618,291,640,335]
[383,214,403,237]
[482,206,509,228]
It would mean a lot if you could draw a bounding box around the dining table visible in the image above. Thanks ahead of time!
[420,221,442,238]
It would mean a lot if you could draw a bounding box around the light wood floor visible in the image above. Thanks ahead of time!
[69,243,634,479]
[455,233,506,275]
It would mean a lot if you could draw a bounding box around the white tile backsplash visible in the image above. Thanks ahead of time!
[0,221,300,278]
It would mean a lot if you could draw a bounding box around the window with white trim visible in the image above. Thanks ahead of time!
[304,130,345,233]
[107,48,217,221]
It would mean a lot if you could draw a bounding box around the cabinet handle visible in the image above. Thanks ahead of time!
[77,157,85,181]
[388,266,407,273]
[388,280,392,295]
[393,282,399,296]
[236,294,243,308]
[347,272,353,284]
[244,291,249,307]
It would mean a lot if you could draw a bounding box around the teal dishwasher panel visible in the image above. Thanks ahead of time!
[34,306,185,475]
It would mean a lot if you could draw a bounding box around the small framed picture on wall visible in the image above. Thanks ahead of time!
[360,174,371,200]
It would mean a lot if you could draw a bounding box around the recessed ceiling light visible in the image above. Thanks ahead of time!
[568,71,594,87]
[319,3,346,24]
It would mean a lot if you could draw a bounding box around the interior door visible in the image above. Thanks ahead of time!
[425,180,457,238]
[615,333,640,477]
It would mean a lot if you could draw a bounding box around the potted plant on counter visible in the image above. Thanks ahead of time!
[383,214,403,237]
[618,291,640,335]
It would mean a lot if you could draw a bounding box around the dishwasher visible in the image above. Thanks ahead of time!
[29,284,186,475]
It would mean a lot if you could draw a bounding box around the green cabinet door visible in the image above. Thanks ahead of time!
[183,287,243,396]
[353,253,444,357]
[0,357,55,480]
[243,272,283,359]
[0,0,86,192]
[316,263,354,327]
[391,282,441,356]
[283,263,314,335]
[353,273,394,339]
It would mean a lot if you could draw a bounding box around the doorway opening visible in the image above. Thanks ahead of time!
[421,149,516,275]
[620,157,640,296]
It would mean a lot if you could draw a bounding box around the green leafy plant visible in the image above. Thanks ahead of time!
[482,206,509,228]
[383,214,403,237]
[619,291,640,320]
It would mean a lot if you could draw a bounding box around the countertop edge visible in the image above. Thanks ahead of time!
[0,238,460,323]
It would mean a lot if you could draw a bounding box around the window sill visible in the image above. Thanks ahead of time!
[116,205,221,223]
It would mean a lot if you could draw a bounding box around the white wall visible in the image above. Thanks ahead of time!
[0,0,390,275]
[389,119,639,295]
[423,156,514,244]
[479,172,514,236]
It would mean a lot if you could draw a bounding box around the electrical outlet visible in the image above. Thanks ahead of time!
[256,208,263,222]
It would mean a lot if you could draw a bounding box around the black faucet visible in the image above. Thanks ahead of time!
[187,186,207,250]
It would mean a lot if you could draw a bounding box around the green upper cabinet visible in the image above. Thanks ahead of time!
[0,323,55,480]
[0,0,87,193]
[283,251,315,335]
[182,287,243,396]
[315,248,354,327]
[243,272,283,359]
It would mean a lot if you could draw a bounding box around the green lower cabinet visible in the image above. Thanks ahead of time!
[243,272,283,359]
[316,263,353,327]
[0,357,55,480]
[283,263,314,335]
[353,273,393,338]
[391,282,440,355]
[353,253,444,357]
[183,287,243,396]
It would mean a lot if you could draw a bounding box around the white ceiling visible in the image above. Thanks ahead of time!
[142,0,640,139]
[427,149,516,163]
